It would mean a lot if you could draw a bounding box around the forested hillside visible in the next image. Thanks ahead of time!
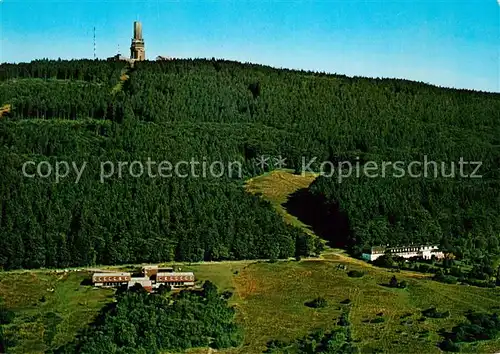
[0,59,498,270]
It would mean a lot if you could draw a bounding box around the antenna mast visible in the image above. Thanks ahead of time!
[93,27,96,60]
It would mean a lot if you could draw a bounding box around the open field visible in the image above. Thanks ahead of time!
[2,259,500,353]
[180,257,500,353]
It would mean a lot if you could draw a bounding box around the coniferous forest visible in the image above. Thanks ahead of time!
[0,59,499,270]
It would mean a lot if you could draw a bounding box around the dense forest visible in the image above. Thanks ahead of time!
[0,58,499,270]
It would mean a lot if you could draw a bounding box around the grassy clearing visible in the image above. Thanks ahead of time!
[0,271,114,353]
[245,169,318,232]
[111,66,130,95]
[0,104,11,117]
[182,258,500,353]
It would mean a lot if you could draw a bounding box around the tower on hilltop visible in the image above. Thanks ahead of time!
[130,21,146,61]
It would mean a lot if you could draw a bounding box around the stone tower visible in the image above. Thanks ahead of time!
[130,21,145,61]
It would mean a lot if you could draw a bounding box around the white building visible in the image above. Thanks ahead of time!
[362,245,444,262]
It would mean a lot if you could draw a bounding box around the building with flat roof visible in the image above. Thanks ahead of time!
[92,268,195,291]
[142,265,174,278]
[157,272,195,288]
[128,277,153,293]
[92,272,131,287]
[107,53,129,62]
[362,245,444,262]
[156,55,173,61]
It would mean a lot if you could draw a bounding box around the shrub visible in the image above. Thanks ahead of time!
[157,284,172,294]
[338,313,350,326]
[264,339,289,353]
[347,270,364,278]
[305,297,328,308]
[442,275,458,284]
[373,255,394,268]
[422,307,450,319]
[439,339,460,352]
[464,278,496,288]
[418,264,431,273]
[399,280,408,289]
[434,270,458,284]
[0,307,14,325]
[389,275,399,288]
[450,266,464,278]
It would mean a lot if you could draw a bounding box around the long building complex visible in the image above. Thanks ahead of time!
[92,266,195,292]
[362,245,445,262]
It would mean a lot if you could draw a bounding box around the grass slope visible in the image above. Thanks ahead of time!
[181,257,500,354]
[2,260,500,353]
[245,170,318,233]
[0,271,114,353]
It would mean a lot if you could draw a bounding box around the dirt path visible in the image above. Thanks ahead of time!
[111,65,131,95]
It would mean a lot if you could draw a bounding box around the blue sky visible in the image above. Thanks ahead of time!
[1,1,499,92]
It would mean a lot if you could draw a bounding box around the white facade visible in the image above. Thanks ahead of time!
[362,250,384,262]
[363,245,444,261]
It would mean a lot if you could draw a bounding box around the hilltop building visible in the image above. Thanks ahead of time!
[130,21,146,61]
[362,245,444,262]
[156,55,174,61]
[106,21,146,62]
[107,53,129,62]
[106,21,174,62]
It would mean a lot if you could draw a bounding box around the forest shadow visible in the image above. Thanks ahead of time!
[53,300,117,353]
[283,188,351,249]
